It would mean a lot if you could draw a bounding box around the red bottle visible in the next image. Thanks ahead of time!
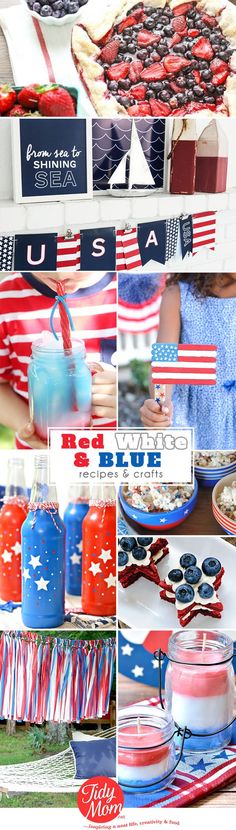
[195,120,228,193]
[170,119,197,194]
[81,485,116,616]
[0,459,28,602]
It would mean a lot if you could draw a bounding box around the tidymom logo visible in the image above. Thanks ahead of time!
[77,776,124,823]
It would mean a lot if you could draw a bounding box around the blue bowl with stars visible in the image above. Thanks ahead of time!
[195,458,236,488]
[119,480,198,532]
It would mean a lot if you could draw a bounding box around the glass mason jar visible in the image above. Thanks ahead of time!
[28,332,92,441]
[165,630,235,752]
[118,707,176,793]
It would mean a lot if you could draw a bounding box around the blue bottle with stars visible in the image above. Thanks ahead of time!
[64,485,89,597]
[21,455,65,629]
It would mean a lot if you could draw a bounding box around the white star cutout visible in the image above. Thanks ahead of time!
[2,549,12,563]
[131,665,144,678]
[121,643,133,656]
[160,518,166,524]
[35,577,49,592]
[23,568,30,581]
[70,553,81,566]
[152,658,159,669]
[12,541,21,556]
[104,572,116,589]
[184,509,189,515]
[99,548,112,564]
[76,541,83,552]
[29,554,42,570]
[89,562,101,577]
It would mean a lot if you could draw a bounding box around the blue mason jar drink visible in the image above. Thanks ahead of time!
[22,455,65,629]
[64,485,89,597]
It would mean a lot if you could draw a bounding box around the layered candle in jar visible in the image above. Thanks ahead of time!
[64,484,89,597]
[81,485,116,616]
[165,630,234,752]
[118,707,176,793]
[28,331,92,441]
[0,459,28,602]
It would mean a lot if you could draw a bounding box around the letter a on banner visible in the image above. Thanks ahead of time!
[14,234,57,271]
[138,220,167,265]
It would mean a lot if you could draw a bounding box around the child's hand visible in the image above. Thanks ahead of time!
[18,421,47,449]
[90,364,116,421]
[140,399,173,428]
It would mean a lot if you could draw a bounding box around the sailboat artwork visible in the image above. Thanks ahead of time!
[92,118,165,193]
[109,121,156,191]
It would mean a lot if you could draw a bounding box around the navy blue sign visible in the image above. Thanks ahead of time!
[80,227,116,271]
[14,233,57,271]
[16,119,89,199]
[138,220,166,265]
[180,215,193,258]
[92,118,165,191]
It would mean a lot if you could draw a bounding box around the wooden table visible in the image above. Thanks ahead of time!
[119,484,221,535]
[118,674,236,807]
[0,0,19,84]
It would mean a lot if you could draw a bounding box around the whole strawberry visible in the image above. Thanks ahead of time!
[38,86,76,117]
[0,85,17,114]
[18,85,42,110]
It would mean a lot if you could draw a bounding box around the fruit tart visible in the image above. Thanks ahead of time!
[72,0,236,115]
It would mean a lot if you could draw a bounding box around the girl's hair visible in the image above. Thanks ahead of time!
[167,274,234,297]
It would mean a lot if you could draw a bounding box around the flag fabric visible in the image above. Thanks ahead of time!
[118,277,166,334]
[192,211,216,255]
[0,236,15,271]
[56,233,81,270]
[165,218,179,262]
[151,343,217,385]
[116,228,142,271]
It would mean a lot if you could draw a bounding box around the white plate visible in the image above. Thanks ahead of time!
[118,536,236,630]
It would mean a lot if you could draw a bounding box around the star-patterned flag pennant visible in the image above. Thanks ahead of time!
[0,236,15,271]
[56,232,81,271]
[14,234,57,271]
[165,218,179,262]
[179,214,193,258]
[192,210,216,254]
[80,226,116,271]
[151,342,217,385]
[116,227,142,271]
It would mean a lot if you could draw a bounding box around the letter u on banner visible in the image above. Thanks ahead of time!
[14,233,58,271]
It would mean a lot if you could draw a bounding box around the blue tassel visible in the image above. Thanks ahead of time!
[49,294,75,341]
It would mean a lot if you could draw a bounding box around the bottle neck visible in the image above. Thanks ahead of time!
[30,456,58,504]
[90,485,116,506]
[5,460,27,499]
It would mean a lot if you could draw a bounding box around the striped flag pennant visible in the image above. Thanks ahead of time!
[56,232,80,271]
[116,227,142,271]
[192,211,216,255]
[151,342,217,385]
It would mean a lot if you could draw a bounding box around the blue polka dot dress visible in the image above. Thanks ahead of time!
[172,282,236,449]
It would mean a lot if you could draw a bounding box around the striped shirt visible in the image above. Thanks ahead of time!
[0,272,117,431]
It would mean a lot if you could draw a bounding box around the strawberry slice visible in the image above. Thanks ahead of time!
[212,69,229,86]
[192,37,214,61]
[137,30,161,46]
[163,55,191,73]
[129,83,147,101]
[186,101,215,112]
[129,60,144,82]
[170,33,182,46]
[107,62,129,81]
[100,39,120,65]
[188,29,200,37]
[210,58,228,74]
[98,27,114,46]
[202,14,217,27]
[149,98,171,116]
[141,63,167,81]
[118,10,144,33]
[128,103,151,116]
[171,106,188,115]
[170,81,182,93]
[173,15,187,32]
[173,3,193,15]
[193,69,201,84]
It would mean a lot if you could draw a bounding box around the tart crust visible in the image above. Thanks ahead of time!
[72,0,236,116]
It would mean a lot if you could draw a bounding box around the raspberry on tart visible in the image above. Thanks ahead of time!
[72,0,236,116]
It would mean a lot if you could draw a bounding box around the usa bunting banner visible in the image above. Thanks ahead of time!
[116,227,142,271]
[192,211,216,254]
[80,226,116,271]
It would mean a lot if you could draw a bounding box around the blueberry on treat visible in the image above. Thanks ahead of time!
[175,584,195,604]
[198,583,214,599]
[202,557,221,577]
[119,537,136,552]
[168,568,183,583]
[118,551,129,568]
[179,553,197,568]
[184,566,202,585]
[132,546,147,562]
[137,537,153,546]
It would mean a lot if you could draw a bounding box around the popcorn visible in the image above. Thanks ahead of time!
[122,484,194,513]
[216,481,236,521]
[195,452,236,468]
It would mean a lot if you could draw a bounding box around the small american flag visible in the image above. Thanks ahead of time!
[56,233,80,270]
[151,342,217,385]
[116,227,142,271]
[192,211,216,255]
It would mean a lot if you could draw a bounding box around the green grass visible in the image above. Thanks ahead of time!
[0,425,15,449]
[0,727,77,808]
